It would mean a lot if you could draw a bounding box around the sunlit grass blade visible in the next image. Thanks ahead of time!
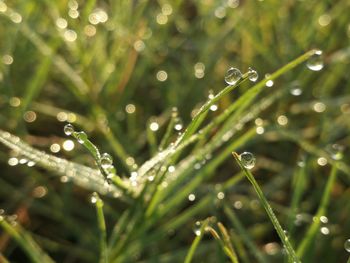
[232,152,300,263]
[296,164,338,258]
[184,219,210,263]
[91,193,109,263]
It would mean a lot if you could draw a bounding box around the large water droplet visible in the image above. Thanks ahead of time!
[76,131,87,144]
[344,239,350,252]
[101,153,113,168]
[64,123,74,135]
[307,50,324,71]
[225,67,242,85]
[239,152,256,169]
[193,221,202,236]
[248,67,258,82]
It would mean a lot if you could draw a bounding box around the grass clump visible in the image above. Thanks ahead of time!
[0,0,350,262]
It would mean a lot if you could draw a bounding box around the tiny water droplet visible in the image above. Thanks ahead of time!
[90,192,98,204]
[248,67,258,82]
[64,123,74,135]
[225,67,242,85]
[76,131,87,144]
[101,153,113,168]
[238,152,256,169]
[193,221,202,236]
[326,144,344,160]
[344,239,350,252]
[307,50,324,71]
[174,118,183,131]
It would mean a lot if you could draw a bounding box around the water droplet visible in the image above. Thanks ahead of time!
[248,67,258,82]
[90,192,98,204]
[76,131,87,144]
[101,153,113,169]
[289,81,302,96]
[174,118,183,131]
[326,144,344,160]
[193,221,202,236]
[225,67,242,85]
[307,50,324,71]
[320,215,328,224]
[217,192,225,200]
[64,124,74,136]
[238,152,256,169]
[188,194,196,201]
[344,239,350,252]
[320,226,330,235]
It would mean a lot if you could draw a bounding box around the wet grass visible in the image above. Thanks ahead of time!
[0,0,350,262]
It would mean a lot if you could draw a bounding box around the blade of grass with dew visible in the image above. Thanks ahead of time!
[92,193,109,263]
[296,164,338,258]
[138,50,314,186]
[0,129,125,197]
[224,204,268,263]
[91,106,133,172]
[69,128,132,195]
[184,219,210,263]
[232,152,300,263]
[137,73,251,178]
[0,219,55,263]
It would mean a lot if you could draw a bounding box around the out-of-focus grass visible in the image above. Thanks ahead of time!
[0,0,350,262]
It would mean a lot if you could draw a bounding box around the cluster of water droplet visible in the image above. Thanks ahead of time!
[64,123,116,184]
[224,66,258,85]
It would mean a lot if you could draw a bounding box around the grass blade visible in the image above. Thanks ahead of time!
[296,164,338,258]
[0,218,55,263]
[184,219,209,263]
[91,193,109,263]
[232,152,300,263]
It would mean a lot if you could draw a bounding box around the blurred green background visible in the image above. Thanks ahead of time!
[0,0,350,262]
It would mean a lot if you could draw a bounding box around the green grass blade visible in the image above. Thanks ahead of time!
[0,218,55,263]
[296,164,338,258]
[184,219,209,263]
[232,152,300,263]
[92,193,109,263]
